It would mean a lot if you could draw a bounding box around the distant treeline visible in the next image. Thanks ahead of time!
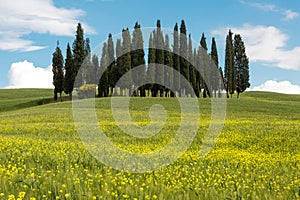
[52,20,250,101]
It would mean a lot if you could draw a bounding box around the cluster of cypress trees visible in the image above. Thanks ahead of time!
[52,21,250,100]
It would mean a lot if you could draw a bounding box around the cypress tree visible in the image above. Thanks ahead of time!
[211,37,219,97]
[173,23,180,97]
[64,43,74,98]
[155,20,164,97]
[73,23,86,88]
[188,34,196,97]
[200,33,211,98]
[91,54,99,85]
[84,38,96,85]
[115,39,122,95]
[179,20,188,97]
[52,42,64,101]
[194,48,200,97]
[98,43,108,97]
[200,33,208,51]
[147,33,156,97]
[218,67,225,97]
[225,30,235,98]
[85,38,91,60]
[234,34,250,98]
[131,22,146,97]
[121,28,132,96]
[164,34,173,97]
[107,33,115,95]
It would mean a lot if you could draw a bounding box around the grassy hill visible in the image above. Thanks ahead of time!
[0,89,299,199]
[0,89,53,113]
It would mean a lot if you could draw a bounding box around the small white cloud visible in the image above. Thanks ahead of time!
[283,9,299,20]
[213,24,300,71]
[6,60,53,89]
[252,80,300,94]
[240,1,299,21]
[0,0,95,52]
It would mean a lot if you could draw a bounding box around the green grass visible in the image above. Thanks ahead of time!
[0,89,299,199]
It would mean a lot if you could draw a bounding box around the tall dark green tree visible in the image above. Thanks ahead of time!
[234,34,250,98]
[200,33,210,98]
[131,22,146,97]
[154,20,165,97]
[120,28,132,96]
[211,37,219,97]
[52,42,64,101]
[64,43,74,98]
[107,33,115,95]
[84,38,96,84]
[218,67,225,97]
[92,54,100,85]
[200,33,208,51]
[188,34,196,97]
[114,39,122,95]
[225,30,235,98]
[85,38,91,60]
[194,48,201,97]
[147,33,156,97]
[180,20,188,97]
[73,23,86,88]
[98,42,109,97]
[164,34,173,97]
[173,23,180,97]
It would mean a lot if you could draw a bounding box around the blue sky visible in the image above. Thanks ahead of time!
[1,0,300,93]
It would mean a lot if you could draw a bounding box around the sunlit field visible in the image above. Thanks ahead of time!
[0,89,299,199]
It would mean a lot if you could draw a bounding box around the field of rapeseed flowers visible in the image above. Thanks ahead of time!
[0,89,299,199]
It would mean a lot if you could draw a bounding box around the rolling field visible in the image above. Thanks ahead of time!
[0,89,299,199]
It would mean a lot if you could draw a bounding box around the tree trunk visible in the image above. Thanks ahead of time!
[54,91,57,101]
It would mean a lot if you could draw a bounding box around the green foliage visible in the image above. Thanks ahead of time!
[234,34,250,97]
[131,22,146,97]
[107,33,115,93]
[225,30,235,97]
[147,33,156,96]
[180,20,189,96]
[119,28,132,93]
[154,20,165,97]
[52,44,64,101]
[98,43,109,97]
[164,34,173,97]
[210,37,219,97]
[64,43,75,97]
[73,23,86,88]
[200,33,210,98]
[173,23,180,95]
[55,20,251,99]
[188,34,196,97]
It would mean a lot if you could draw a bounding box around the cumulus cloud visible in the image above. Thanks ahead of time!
[6,60,53,89]
[213,24,300,71]
[0,0,95,52]
[252,80,300,94]
[239,1,299,21]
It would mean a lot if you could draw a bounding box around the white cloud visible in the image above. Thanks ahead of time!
[283,9,299,21]
[213,24,300,71]
[0,0,95,52]
[252,80,300,94]
[240,1,299,21]
[6,60,53,89]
